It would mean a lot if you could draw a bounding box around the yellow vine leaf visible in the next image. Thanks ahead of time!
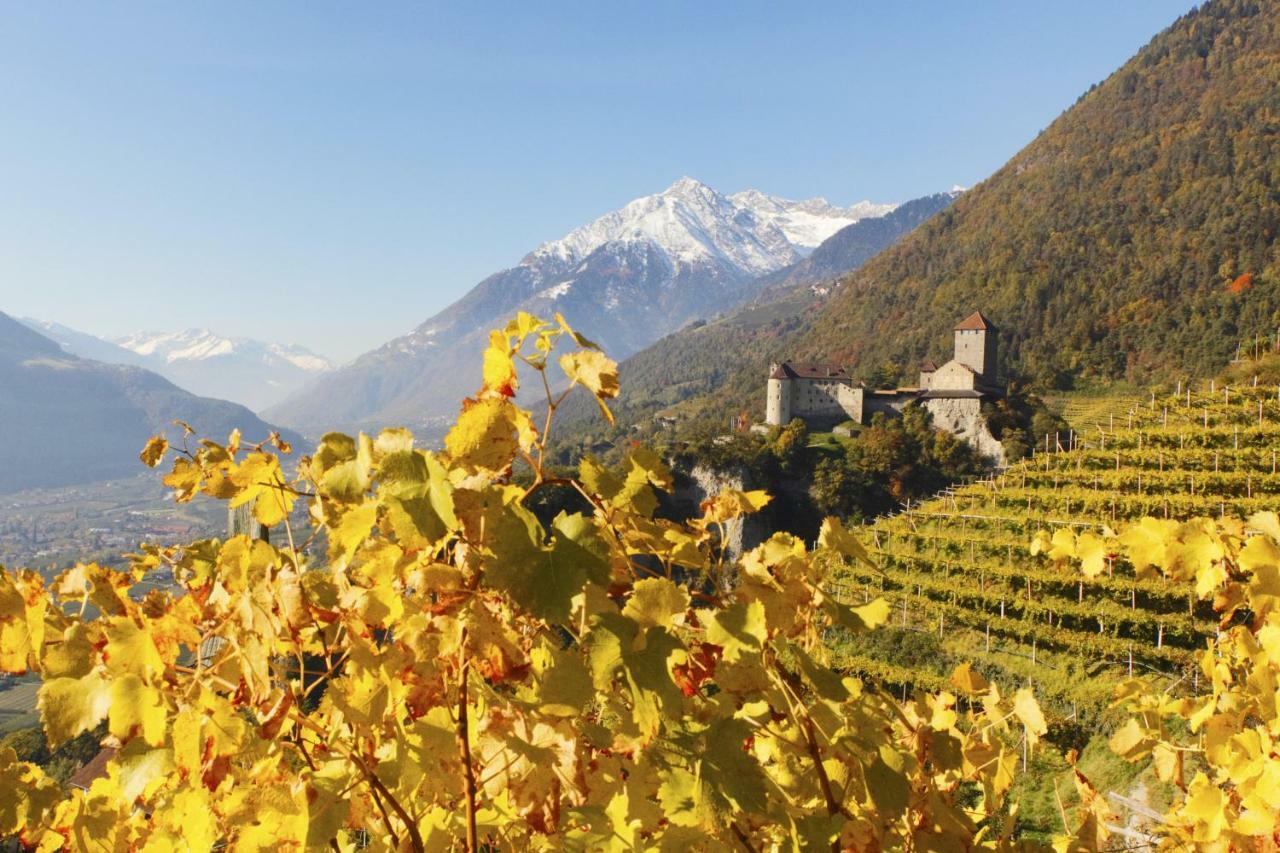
[818,517,873,566]
[38,671,112,746]
[1074,531,1108,579]
[623,578,690,632]
[139,435,168,467]
[109,675,167,746]
[1012,688,1047,749]
[950,662,989,695]
[559,349,619,424]
[482,330,518,397]
[444,397,520,472]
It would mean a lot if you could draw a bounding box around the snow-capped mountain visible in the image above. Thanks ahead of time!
[727,190,896,250]
[527,176,885,272]
[267,177,898,435]
[21,320,331,413]
[116,330,331,375]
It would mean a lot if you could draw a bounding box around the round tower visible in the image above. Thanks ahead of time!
[766,363,791,425]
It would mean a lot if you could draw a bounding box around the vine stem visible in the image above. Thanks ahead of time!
[457,625,480,853]
[730,822,760,853]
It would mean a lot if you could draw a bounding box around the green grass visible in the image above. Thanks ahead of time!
[1011,728,1169,841]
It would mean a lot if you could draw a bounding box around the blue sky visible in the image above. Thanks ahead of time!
[0,2,1192,361]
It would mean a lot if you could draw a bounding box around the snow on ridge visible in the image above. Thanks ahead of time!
[266,344,332,373]
[537,282,572,300]
[116,329,331,371]
[525,177,897,279]
[729,190,897,249]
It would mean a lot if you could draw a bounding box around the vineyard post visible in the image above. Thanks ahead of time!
[985,622,990,652]
[228,502,269,542]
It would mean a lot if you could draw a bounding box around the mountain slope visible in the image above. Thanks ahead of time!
[0,313,299,493]
[792,0,1280,390]
[553,192,959,434]
[267,177,894,436]
[22,321,332,413]
[636,0,1280,430]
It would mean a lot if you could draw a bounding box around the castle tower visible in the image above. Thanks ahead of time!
[953,311,997,384]
[766,363,792,425]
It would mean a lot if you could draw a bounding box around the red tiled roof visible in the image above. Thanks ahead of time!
[769,362,850,381]
[919,360,938,372]
[67,746,116,791]
[955,311,995,331]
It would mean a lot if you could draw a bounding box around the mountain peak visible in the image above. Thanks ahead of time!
[662,175,711,196]
[526,178,897,275]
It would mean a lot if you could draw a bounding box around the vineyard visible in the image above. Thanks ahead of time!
[829,372,1280,716]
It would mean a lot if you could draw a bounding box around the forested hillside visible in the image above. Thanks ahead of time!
[625,0,1280,432]
[806,0,1280,387]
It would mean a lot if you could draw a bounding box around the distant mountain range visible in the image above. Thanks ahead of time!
[0,313,299,493]
[20,320,332,412]
[267,177,900,435]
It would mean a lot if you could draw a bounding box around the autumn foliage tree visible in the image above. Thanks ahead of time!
[2,312,1103,850]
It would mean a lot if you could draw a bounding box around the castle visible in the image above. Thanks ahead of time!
[765,311,1005,458]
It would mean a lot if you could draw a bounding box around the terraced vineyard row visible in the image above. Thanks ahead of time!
[828,374,1280,717]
